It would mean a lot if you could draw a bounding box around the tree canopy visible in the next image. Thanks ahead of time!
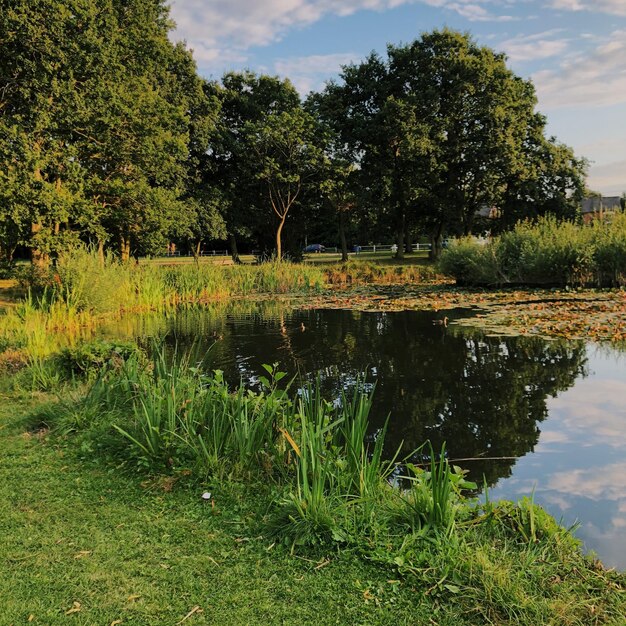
[0,13,589,262]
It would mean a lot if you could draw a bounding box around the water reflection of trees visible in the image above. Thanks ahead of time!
[155,307,588,487]
[290,310,587,485]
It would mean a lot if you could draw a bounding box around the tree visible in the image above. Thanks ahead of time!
[312,29,581,259]
[0,0,217,263]
[313,53,432,259]
[497,132,587,232]
[245,108,324,259]
[0,0,95,267]
[208,72,300,261]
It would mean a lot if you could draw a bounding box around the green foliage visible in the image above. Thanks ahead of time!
[312,29,585,256]
[53,343,476,550]
[0,0,219,262]
[55,340,139,379]
[440,215,626,287]
[245,107,325,259]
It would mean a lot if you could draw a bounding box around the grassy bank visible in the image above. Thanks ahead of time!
[0,346,624,624]
[440,215,626,287]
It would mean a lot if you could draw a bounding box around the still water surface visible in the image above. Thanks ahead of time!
[100,305,626,569]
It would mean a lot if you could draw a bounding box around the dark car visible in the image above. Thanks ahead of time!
[303,244,325,253]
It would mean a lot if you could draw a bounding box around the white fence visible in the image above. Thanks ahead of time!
[352,243,432,253]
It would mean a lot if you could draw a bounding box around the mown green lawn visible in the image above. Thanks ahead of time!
[0,392,453,626]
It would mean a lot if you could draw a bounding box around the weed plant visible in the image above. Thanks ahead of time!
[42,341,478,548]
[440,214,626,287]
[325,260,440,285]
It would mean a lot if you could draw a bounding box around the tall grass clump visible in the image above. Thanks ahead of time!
[440,214,626,287]
[55,342,475,548]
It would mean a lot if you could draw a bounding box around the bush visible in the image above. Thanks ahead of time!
[439,215,626,287]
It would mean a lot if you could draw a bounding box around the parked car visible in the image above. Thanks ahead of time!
[303,244,325,253]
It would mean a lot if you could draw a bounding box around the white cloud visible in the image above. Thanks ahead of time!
[168,0,518,73]
[499,30,570,62]
[445,2,517,21]
[547,378,626,448]
[533,30,626,109]
[551,0,626,16]
[274,53,359,94]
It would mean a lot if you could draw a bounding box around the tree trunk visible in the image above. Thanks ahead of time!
[395,211,405,260]
[276,215,286,261]
[429,224,444,261]
[229,233,240,264]
[404,224,413,254]
[193,239,201,267]
[97,239,105,267]
[339,208,349,263]
[30,223,50,270]
[120,237,131,263]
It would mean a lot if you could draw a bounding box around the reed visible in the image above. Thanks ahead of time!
[440,214,626,287]
[27,340,477,548]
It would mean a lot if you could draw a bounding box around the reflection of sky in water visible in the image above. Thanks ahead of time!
[488,346,626,569]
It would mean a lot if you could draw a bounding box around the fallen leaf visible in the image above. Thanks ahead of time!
[65,601,81,615]
[73,551,92,559]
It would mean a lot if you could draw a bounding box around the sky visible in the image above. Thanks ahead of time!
[168,0,626,196]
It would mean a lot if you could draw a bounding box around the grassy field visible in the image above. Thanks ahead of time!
[0,394,440,625]
[135,251,432,267]
[0,252,625,625]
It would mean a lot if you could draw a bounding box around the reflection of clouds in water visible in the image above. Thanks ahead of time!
[547,462,626,501]
[541,492,573,512]
[545,379,626,449]
[575,518,626,570]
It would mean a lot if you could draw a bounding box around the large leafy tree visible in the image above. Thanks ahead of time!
[313,53,433,259]
[0,0,94,266]
[208,72,300,261]
[244,108,324,259]
[313,29,583,258]
[0,0,218,263]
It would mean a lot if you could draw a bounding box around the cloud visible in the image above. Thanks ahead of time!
[499,30,570,62]
[444,2,517,21]
[169,0,518,73]
[533,30,626,109]
[274,53,359,94]
[551,0,626,16]
[547,378,626,449]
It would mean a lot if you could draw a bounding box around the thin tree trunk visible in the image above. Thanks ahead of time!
[404,224,413,254]
[339,208,349,262]
[229,233,240,264]
[30,223,50,270]
[276,215,286,261]
[97,239,105,267]
[120,237,131,263]
[395,211,405,260]
[193,239,201,267]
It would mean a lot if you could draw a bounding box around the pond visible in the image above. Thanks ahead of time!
[99,304,626,569]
